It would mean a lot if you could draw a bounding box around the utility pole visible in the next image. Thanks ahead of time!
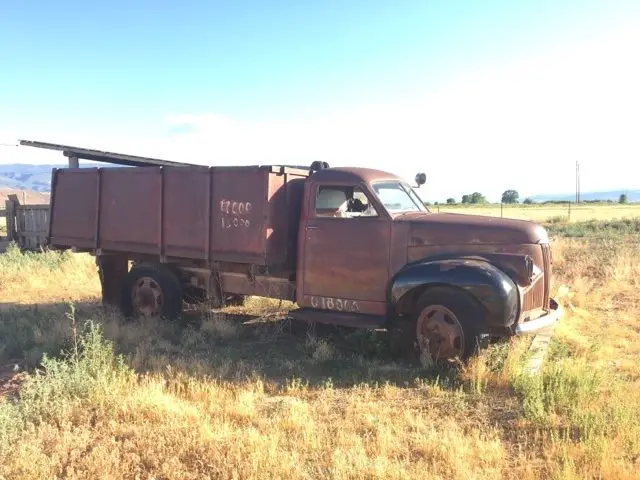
[575,160,581,204]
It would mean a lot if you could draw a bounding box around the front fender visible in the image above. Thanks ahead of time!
[389,258,519,328]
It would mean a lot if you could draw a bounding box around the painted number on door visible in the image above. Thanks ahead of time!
[310,296,360,312]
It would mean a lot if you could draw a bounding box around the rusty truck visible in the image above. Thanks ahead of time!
[24,140,562,360]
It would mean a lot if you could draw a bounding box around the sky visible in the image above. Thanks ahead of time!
[1,0,639,202]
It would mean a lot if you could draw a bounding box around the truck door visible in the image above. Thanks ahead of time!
[300,182,391,316]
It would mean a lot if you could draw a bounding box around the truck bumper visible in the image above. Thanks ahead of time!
[514,298,563,335]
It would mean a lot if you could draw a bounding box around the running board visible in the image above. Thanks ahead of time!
[288,308,387,329]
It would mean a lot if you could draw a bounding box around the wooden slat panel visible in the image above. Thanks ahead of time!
[14,203,49,249]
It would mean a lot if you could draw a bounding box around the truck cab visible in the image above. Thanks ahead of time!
[293,166,561,359]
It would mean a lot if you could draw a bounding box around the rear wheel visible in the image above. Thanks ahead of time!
[121,264,183,320]
[223,294,246,307]
[413,287,486,361]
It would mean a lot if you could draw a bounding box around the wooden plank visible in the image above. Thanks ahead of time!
[16,231,48,238]
[5,197,17,242]
[18,139,196,168]
[16,205,49,211]
[6,200,51,249]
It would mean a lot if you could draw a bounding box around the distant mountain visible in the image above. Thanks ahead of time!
[530,190,640,203]
[0,164,60,192]
[0,163,119,193]
[2,163,639,203]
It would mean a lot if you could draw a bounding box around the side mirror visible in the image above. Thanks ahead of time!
[414,173,426,188]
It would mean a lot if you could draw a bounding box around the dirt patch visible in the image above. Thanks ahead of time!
[0,364,27,399]
[0,188,50,205]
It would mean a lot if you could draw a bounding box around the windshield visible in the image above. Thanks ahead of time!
[371,181,428,214]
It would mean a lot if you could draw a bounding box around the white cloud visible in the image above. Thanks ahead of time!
[3,19,640,202]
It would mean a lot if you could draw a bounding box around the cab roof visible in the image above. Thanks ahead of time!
[309,167,404,184]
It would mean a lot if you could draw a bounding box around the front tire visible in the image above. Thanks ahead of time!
[121,264,183,320]
[413,287,486,361]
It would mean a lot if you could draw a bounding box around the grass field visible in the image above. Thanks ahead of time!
[437,202,640,223]
[1,212,640,478]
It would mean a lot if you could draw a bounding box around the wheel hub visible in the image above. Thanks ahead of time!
[416,304,464,359]
[132,276,163,318]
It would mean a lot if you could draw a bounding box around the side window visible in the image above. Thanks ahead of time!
[315,186,378,218]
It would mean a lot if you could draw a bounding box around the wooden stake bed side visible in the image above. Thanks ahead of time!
[0,195,49,252]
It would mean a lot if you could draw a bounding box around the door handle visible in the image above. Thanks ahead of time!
[306,226,318,230]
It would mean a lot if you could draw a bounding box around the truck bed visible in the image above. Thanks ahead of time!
[48,165,308,268]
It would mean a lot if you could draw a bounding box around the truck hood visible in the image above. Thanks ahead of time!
[397,212,548,246]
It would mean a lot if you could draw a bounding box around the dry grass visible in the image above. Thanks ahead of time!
[438,203,640,223]
[0,244,101,305]
[1,221,640,479]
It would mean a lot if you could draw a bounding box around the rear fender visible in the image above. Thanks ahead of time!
[389,258,519,329]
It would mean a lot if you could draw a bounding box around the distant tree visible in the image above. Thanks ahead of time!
[523,197,534,205]
[461,194,471,204]
[501,189,519,204]
[619,194,628,204]
[470,192,487,204]
[446,198,456,205]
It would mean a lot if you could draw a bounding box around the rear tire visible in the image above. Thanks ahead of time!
[412,287,486,361]
[121,263,183,320]
[223,294,246,307]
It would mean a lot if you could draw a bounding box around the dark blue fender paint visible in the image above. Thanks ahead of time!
[389,258,520,329]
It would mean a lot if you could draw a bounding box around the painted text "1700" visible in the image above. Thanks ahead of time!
[220,199,252,229]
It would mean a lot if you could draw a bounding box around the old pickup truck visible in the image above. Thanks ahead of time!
[43,151,561,360]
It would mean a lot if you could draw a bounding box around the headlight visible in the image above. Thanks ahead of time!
[525,254,543,282]
[530,262,542,281]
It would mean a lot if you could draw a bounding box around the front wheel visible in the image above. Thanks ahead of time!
[413,287,486,361]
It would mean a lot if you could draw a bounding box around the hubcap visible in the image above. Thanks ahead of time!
[416,305,464,359]
[132,276,163,318]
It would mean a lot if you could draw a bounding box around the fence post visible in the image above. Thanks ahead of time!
[501,202,503,218]
[568,202,571,222]
[5,195,18,242]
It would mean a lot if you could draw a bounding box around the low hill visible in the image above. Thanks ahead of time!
[529,190,640,203]
[0,188,50,205]
[0,164,59,193]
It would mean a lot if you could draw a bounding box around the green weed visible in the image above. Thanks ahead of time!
[545,218,640,238]
[0,319,132,454]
